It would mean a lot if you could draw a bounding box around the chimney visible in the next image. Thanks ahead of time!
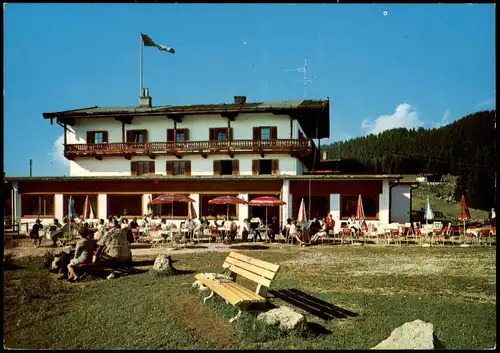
[234,96,246,105]
[140,88,152,108]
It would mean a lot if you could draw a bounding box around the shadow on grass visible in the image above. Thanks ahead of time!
[229,245,270,250]
[269,288,359,320]
[4,264,24,271]
[434,333,447,349]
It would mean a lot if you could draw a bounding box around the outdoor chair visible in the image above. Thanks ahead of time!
[478,228,492,246]
[432,229,445,246]
[341,227,353,245]
[390,229,402,246]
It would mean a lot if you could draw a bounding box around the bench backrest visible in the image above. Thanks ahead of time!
[222,251,280,290]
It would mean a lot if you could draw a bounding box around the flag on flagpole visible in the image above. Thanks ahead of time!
[141,33,175,54]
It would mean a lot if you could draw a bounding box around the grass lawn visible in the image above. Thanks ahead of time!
[3,245,496,349]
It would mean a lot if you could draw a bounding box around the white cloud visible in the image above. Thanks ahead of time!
[433,108,451,128]
[49,135,69,168]
[361,103,424,135]
[476,98,496,109]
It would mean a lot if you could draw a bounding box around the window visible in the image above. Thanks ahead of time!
[252,159,279,175]
[261,127,271,140]
[200,194,237,219]
[151,194,189,218]
[107,194,142,217]
[87,131,108,144]
[209,128,232,142]
[167,161,191,176]
[131,161,155,176]
[213,160,239,176]
[167,129,189,142]
[126,130,148,143]
[21,194,55,217]
[340,195,379,219]
[292,196,329,220]
[253,127,277,140]
[63,194,98,219]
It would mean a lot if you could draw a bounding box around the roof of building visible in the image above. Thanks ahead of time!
[6,174,403,182]
[42,99,331,139]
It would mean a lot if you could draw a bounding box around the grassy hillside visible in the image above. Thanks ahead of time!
[411,175,489,221]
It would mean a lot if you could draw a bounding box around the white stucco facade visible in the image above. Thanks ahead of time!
[66,112,311,177]
[69,154,307,177]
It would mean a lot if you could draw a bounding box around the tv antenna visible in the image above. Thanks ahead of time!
[285,57,314,99]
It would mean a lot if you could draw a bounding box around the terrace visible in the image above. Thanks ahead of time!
[63,138,315,160]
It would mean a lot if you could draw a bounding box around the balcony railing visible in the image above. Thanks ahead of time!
[64,139,312,159]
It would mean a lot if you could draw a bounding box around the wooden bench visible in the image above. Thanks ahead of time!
[194,251,280,322]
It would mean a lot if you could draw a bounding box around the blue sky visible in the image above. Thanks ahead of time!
[4,4,496,177]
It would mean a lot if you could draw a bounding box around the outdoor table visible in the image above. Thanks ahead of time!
[254,227,271,241]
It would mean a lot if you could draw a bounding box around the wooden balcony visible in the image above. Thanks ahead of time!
[64,139,313,160]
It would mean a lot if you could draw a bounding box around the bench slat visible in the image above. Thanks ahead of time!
[228,252,280,273]
[195,274,244,305]
[226,264,272,288]
[195,274,265,305]
[223,282,263,302]
[223,257,277,280]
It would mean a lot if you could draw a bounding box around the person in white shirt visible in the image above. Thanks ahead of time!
[222,216,234,242]
[121,219,129,229]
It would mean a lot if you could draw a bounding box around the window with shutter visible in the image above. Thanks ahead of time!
[213,160,221,176]
[167,129,175,142]
[253,127,260,140]
[184,129,190,141]
[102,131,108,143]
[176,129,186,142]
[252,160,259,176]
[270,127,278,140]
[272,159,279,175]
[87,131,93,144]
[127,130,148,143]
[185,161,191,176]
[209,128,215,141]
[166,161,173,176]
[149,161,155,174]
[131,161,138,176]
[232,160,239,175]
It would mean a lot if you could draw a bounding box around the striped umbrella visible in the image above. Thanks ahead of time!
[355,195,365,220]
[151,194,195,221]
[83,195,95,220]
[208,196,247,220]
[248,196,286,228]
[147,196,153,216]
[458,194,471,235]
[297,198,307,224]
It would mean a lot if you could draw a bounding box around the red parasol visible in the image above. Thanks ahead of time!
[208,196,247,220]
[248,196,286,227]
[355,195,365,220]
[151,194,195,221]
[458,194,471,236]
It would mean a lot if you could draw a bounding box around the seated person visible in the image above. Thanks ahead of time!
[269,216,279,242]
[67,231,95,281]
[129,217,139,230]
[94,219,106,242]
[49,218,63,247]
[121,218,129,229]
[160,218,168,232]
[30,219,44,247]
[282,218,292,237]
[240,218,250,242]
[325,214,336,234]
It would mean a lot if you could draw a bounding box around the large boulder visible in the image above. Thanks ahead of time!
[98,228,132,263]
[153,253,173,271]
[257,305,307,332]
[371,319,434,350]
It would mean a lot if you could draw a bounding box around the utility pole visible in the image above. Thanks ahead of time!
[29,159,32,177]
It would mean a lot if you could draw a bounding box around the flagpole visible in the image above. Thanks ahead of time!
[140,34,144,97]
